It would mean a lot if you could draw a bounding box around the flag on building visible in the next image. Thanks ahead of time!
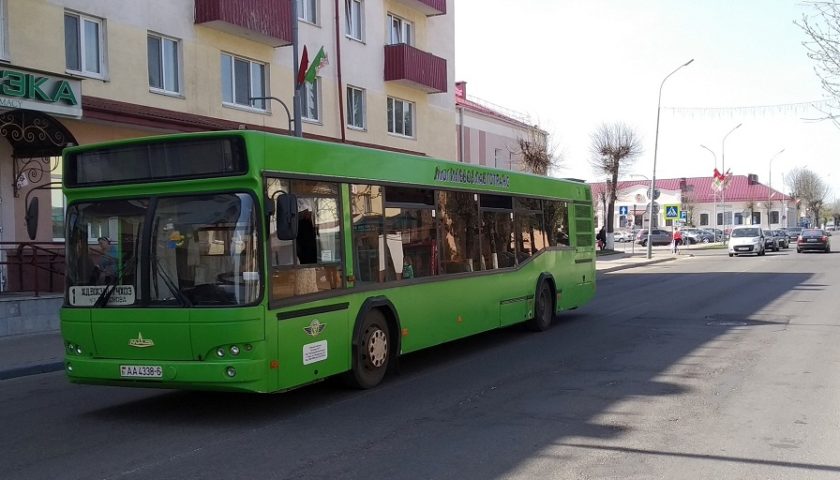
[304,47,328,84]
[712,168,725,191]
[297,46,309,86]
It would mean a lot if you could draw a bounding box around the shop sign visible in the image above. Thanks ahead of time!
[0,67,82,118]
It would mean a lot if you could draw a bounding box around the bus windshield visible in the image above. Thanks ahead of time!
[66,193,260,307]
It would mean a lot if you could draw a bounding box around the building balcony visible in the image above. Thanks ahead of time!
[384,44,447,94]
[195,0,291,47]
[391,0,447,16]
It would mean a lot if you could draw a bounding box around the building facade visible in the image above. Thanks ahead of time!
[590,175,795,232]
[454,81,547,172]
[0,0,454,293]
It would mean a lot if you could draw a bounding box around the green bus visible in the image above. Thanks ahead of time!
[56,131,595,393]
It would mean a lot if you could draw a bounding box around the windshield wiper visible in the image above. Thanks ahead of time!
[152,255,193,307]
[93,254,138,308]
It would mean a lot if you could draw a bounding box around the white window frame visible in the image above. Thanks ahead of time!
[50,157,65,242]
[298,0,318,24]
[64,11,107,79]
[221,53,268,111]
[147,32,182,96]
[302,78,321,122]
[345,0,363,41]
[387,96,414,138]
[387,13,413,46]
[0,0,8,61]
[346,85,366,130]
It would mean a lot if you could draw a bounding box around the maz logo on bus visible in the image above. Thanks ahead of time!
[128,332,155,348]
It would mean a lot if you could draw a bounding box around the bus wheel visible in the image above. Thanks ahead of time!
[527,281,555,332]
[348,309,390,389]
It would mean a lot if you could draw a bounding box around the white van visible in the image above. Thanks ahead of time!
[728,226,766,257]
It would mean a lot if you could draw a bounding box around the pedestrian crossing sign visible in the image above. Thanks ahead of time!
[664,204,680,219]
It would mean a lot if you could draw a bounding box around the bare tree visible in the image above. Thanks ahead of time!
[762,200,776,229]
[785,167,831,226]
[681,189,698,226]
[831,198,840,227]
[513,124,558,176]
[798,1,840,125]
[589,122,643,248]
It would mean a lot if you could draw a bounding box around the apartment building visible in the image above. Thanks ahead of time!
[0,0,454,252]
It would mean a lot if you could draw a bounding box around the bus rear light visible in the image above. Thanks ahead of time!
[225,367,237,378]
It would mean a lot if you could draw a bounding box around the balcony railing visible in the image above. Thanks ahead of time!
[391,0,447,16]
[195,0,292,47]
[0,242,65,297]
[384,44,447,94]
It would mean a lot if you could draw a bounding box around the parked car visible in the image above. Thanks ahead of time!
[700,228,723,242]
[636,229,672,246]
[797,229,831,253]
[783,227,803,243]
[770,230,789,249]
[764,232,780,252]
[680,228,715,244]
[728,226,766,257]
[613,229,633,242]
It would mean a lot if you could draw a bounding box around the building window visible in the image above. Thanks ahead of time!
[770,211,780,224]
[387,97,414,137]
[65,11,105,77]
[700,213,709,226]
[751,212,761,225]
[51,157,64,241]
[298,0,318,24]
[345,0,363,40]
[387,13,413,45]
[221,53,267,110]
[302,78,320,121]
[147,33,181,94]
[346,86,365,129]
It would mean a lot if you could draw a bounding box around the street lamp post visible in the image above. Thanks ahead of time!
[768,148,785,189]
[720,123,742,236]
[647,58,694,259]
[700,144,717,239]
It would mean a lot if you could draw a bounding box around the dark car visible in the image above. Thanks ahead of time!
[797,229,831,253]
[636,229,672,246]
[764,233,780,252]
[770,230,789,249]
[783,227,803,243]
[680,228,715,244]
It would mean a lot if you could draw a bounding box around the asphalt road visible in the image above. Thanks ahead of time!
[3,247,840,479]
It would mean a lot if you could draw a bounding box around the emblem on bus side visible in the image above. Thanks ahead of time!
[128,332,155,348]
[304,320,326,337]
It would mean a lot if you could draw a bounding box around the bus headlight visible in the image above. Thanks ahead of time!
[216,348,226,358]
[225,366,237,378]
[230,345,240,356]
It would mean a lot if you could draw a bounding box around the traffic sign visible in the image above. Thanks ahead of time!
[664,204,680,219]
[680,210,687,221]
[619,206,629,215]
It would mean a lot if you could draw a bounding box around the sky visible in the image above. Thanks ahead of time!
[454,0,840,200]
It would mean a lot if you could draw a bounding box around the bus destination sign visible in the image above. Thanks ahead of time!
[434,166,510,189]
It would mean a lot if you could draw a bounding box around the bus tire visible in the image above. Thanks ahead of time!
[527,279,555,332]
[347,309,391,389]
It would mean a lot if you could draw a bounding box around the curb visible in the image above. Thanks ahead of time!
[0,361,64,381]
[597,256,677,274]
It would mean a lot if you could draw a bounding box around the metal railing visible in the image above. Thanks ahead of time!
[0,242,65,297]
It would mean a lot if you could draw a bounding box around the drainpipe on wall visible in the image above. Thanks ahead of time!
[334,0,346,142]
[457,106,464,162]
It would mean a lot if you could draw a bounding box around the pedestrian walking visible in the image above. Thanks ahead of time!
[596,227,606,251]
[672,228,683,254]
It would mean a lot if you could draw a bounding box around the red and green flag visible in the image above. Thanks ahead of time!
[297,46,309,86]
[304,47,328,84]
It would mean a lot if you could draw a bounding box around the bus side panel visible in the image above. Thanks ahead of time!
[273,306,350,391]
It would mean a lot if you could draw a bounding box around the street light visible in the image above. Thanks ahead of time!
[768,148,784,189]
[700,144,718,238]
[647,58,694,259]
[721,123,742,235]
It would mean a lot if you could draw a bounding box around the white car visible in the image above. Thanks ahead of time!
[728,226,766,257]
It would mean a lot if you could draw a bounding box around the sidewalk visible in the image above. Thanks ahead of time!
[0,252,681,381]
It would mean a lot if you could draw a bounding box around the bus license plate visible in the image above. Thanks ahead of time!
[120,365,163,378]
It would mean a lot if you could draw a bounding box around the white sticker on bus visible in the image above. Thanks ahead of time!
[69,285,136,306]
[303,340,328,365]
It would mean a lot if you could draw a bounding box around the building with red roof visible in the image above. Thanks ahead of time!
[589,174,796,232]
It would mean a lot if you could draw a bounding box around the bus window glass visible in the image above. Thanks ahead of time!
[351,184,385,283]
[544,200,571,246]
[437,190,480,273]
[384,207,436,279]
[268,178,343,301]
[481,211,515,269]
[66,200,147,306]
[151,193,260,306]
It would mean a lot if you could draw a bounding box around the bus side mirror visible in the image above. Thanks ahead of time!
[25,197,39,240]
[276,193,299,240]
